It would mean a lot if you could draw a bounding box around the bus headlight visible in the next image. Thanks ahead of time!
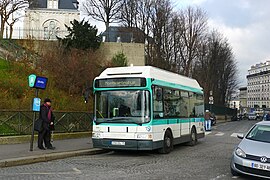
[92,132,101,138]
[137,134,153,139]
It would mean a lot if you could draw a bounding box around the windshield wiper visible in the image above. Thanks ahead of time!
[96,117,143,125]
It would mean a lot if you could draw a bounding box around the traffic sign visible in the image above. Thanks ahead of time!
[34,76,48,89]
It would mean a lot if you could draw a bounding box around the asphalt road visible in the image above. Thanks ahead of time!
[0,119,263,180]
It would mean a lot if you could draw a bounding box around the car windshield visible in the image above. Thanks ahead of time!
[246,124,270,143]
[95,90,150,125]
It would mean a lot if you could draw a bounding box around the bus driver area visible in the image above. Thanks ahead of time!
[92,66,205,153]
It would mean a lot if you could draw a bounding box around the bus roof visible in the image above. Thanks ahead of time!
[96,66,203,91]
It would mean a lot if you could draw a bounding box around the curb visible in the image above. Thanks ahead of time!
[0,148,108,168]
[0,132,91,145]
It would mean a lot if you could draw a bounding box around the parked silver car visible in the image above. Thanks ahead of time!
[231,121,270,179]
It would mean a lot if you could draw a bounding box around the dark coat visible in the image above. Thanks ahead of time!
[39,104,55,130]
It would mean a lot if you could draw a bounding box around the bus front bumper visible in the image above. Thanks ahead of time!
[92,139,159,150]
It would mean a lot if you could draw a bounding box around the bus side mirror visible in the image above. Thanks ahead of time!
[83,87,92,103]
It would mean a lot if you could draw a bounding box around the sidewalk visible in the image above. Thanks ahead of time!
[0,137,107,168]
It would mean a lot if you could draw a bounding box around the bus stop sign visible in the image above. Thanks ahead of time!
[28,74,36,88]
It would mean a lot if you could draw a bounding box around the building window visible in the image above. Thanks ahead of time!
[48,0,58,9]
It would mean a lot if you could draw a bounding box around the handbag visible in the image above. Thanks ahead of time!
[34,118,43,132]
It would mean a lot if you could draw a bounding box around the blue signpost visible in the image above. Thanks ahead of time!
[32,98,41,112]
[28,74,48,151]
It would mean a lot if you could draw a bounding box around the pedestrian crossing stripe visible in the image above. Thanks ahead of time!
[205,132,244,137]
[215,132,224,136]
[230,133,239,137]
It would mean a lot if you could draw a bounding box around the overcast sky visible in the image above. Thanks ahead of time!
[177,0,270,87]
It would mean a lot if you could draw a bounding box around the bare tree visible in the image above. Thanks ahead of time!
[119,1,237,106]
[193,30,238,105]
[148,0,172,68]
[178,6,208,77]
[81,0,123,30]
[120,0,137,27]
[0,0,28,39]
[121,0,153,64]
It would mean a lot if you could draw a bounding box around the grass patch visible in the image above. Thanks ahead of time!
[0,58,92,111]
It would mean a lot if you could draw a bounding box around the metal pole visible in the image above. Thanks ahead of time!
[30,89,39,151]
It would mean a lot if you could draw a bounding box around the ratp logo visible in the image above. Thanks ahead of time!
[146,126,151,132]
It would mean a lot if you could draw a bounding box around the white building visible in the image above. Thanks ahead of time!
[23,0,79,40]
[228,92,240,110]
[247,60,270,108]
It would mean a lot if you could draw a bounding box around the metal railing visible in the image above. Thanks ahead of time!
[0,110,93,136]
[2,27,69,40]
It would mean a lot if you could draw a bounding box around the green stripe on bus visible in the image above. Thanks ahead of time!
[151,118,204,125]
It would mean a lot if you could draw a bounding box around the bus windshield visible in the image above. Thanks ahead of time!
[95,90,150,124]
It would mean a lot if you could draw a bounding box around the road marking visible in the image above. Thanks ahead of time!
[231,133,239,137]
[17,167,82,175]
[210,174,226,180]
[215,132,225,136]
[73,168,81,174]
[205,131,211,135]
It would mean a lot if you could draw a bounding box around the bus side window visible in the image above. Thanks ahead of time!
[153,87,164,118]
[164,89,179,118]
[194,94,204,117]
[189,92,196,117]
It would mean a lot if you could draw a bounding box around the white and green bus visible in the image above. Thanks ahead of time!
[92,66,205,153]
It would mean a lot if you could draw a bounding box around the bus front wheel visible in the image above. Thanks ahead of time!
[158,130,173,154]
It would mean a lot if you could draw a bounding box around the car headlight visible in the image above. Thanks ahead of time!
[235,147,246,158]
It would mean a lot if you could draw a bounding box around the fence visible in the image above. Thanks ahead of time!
[205,104,237,116]
[3,27,69,40]
[0,110,93,136]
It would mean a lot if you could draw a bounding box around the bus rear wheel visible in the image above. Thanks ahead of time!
[158,130,173,154]
[188,127,197,146]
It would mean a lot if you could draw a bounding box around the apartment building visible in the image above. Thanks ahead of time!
[247,60,270,108]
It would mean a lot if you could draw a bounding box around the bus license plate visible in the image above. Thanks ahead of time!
[111,141,125,145]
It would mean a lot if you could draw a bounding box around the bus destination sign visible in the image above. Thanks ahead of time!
[96,78,146,88]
